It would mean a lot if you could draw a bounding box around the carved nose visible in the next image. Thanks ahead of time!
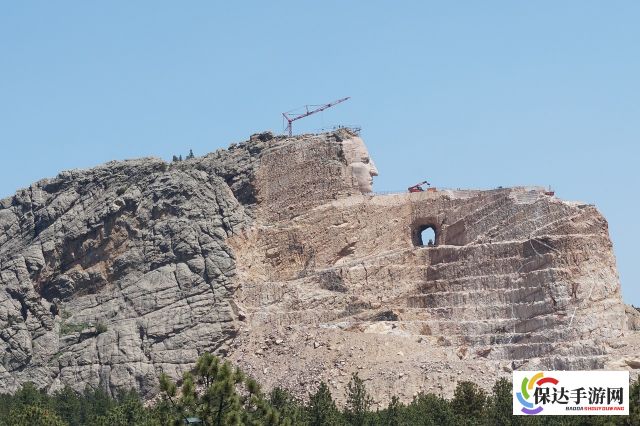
[369,161,379,177]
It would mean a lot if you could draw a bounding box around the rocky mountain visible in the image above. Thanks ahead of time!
[1,130,638,404]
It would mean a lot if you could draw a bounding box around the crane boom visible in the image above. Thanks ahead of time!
[282,97,350,136]
[408,180,431,193]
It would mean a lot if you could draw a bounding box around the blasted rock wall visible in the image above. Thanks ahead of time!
[226,132,635,403]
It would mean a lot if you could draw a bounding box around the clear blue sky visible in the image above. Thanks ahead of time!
[1,2,638,304]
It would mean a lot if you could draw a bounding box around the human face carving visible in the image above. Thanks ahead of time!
[341,137,378,193]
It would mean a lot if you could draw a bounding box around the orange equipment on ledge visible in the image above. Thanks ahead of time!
[544,186,555,196]
[408,180,430,193]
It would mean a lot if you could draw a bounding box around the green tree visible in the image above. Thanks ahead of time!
[269,387,306,425]
[0,394,12,423]
[51,386,82,426]
[307,382,343,426]
[13,382,48,408]
[452,381,487,423]
[345,373,373,426]
[81,386,114,422]
[93,397,154,426]
[158,352,285,426]
[383,395,405,426]
[148,398,176,426]
[8,404,66,426]
[626,377,640,426]
[486,378,512,426]
[404,393,455,426]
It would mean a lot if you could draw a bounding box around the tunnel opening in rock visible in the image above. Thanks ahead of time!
[414,224,437,247]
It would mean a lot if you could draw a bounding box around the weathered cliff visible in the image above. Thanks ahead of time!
[0,130,637,404]
[0,138,264,396]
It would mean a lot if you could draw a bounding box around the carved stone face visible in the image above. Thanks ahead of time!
[341,137,379,193]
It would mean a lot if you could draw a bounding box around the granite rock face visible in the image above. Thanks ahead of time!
[0,144,262,396]
[0,130,637,403]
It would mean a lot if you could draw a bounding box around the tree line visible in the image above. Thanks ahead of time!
[172,149,195,162]
[0,353,638,425]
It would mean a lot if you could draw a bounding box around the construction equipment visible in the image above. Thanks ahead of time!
[408,180,430,193]
[282,97,350,137]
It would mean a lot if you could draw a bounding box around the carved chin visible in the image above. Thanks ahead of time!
[351,165,373,193]
[356,177,373,193]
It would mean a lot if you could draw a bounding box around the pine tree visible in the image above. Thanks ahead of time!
[158,353,285,426]
[628,378,640,426]
[383,395,404,426]
[93,397,153,426]
[8,404,66,426]
[13,382,47,408]
[269,387,306,425]
[345,373,373,426]
[82,386,115,421]
[308,382,343,426]
[51,386,82,426]
[405,393,455,426]
[452,381,486,423]
[486,378,512,426]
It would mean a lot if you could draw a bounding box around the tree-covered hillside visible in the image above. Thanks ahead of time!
[0,354,637,425]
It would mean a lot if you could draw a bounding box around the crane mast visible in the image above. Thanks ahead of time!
[282,97,350,136]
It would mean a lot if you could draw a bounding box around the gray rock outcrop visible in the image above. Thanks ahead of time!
[0,137,271,396]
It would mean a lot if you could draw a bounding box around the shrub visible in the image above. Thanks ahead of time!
[96,322,108,334]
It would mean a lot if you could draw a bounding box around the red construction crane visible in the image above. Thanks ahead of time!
[408,180,430,193]
[282,97,350,137]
